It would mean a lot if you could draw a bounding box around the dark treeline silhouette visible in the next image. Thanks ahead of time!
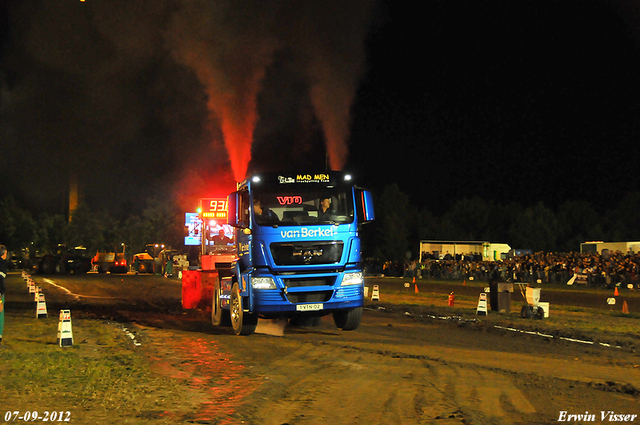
[0,196,184,260]
[2,184,640,269]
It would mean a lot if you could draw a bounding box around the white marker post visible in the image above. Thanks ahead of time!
[371,285,380,301]
[476,293,488,316]
[36,293,48,319]
[57,310,74,347]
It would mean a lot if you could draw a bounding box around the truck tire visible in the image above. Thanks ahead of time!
[230,283,257,335]
[212,277,230,327]
[332,307,362,331]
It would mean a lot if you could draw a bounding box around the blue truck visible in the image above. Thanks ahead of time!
[181,171,375,335]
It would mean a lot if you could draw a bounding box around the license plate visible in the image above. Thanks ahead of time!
[296,303,323,312]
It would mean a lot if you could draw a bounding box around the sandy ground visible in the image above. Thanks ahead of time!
[2,272,639,424]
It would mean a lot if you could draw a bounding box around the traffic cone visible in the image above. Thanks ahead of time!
[57,310,74,347]
[36,293,48,318]
[614,287,619,296]
[622,301,629,314]
[448,292,455,307]
[463,279,466,286]
[414,284,419,293]
[412,277,416,284]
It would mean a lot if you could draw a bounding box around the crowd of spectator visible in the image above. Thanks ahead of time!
[368,251,640,289]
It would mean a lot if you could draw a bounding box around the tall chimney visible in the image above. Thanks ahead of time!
[69,173,79,223]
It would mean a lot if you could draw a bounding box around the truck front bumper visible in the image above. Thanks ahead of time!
[250,269,364,314]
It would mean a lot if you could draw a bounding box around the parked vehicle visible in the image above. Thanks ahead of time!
[34,245,92,274]
[133,252,155,274]
[92,252,128,274]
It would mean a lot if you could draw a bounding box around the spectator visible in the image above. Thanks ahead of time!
[211,229,233,246]
[253,199,279,224]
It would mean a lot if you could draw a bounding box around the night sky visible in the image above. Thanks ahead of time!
[1,0,640,219]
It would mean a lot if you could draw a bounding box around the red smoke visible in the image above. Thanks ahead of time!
[173,167,237,214]
[167,2,277,183]
[212,70,265,182]
[168,1,376,183]
[310,84,355,171]
[221,118,254,183]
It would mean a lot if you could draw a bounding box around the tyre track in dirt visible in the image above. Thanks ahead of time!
[27,273,640,424]
[235,329,541,424]
[229,310,638,425]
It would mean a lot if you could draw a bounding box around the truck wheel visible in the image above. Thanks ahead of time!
[332,307,362,331]
[230,283,257,335]
[212,277,230,327]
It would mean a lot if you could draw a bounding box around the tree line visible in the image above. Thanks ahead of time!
[0,196,184,259]
[2,185,639,263]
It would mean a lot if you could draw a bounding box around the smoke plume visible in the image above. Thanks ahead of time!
[0,0,377,215]
[168,0,377,178]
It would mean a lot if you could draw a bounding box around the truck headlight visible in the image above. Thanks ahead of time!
[252,276,276,289]
[341,272,363,286]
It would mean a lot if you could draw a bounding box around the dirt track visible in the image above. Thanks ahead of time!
[3,272,640,424]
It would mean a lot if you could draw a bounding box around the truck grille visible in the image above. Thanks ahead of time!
[285,291,333,303]
[270,242,343,266]
[283,277,335,288]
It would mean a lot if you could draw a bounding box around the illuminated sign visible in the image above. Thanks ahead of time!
[200,198,228,219]
[297,173,330,182]
[184,213,201,246]
[277,196,303,205]
[277,173,331,184]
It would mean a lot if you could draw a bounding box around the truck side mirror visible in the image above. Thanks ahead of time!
[354,188,375,223]
[227,191,249,228]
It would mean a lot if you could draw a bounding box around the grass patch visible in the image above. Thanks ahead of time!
[365,281,640,350]
[0,310,189,424]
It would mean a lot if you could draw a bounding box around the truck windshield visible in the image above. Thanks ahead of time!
[253,187,354,226]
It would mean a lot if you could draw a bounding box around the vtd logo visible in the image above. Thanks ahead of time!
[277,196,303,205]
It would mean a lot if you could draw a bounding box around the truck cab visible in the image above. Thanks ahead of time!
[223,172,374,334]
